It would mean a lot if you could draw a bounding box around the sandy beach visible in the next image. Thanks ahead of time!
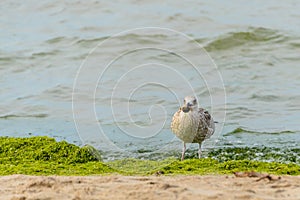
[1,175,299,200]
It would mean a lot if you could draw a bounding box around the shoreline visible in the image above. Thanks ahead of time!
[2,174,300,200]
[0,136,299,199]
[0,136,299,176]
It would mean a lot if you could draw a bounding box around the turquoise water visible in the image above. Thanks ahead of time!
[0,1,299,161]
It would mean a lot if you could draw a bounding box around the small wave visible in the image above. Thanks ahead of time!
[45,36,68,44]
[287,37,300,48]
[0,113,48,119]
[45,36,82,46]
[41,85,73,101]
[0,57,14,62]
[225,127,295,135]
[204,27,287,51]
[76,36,110,46]
[249,94,283,102]
[115,33,169,45]
[31,50,61,57]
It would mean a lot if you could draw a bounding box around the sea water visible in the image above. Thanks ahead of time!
[1,0,299,161]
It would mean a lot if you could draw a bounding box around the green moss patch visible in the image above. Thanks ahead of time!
[0,136,299,176]
[0,136,114,175]
[208,146,300,164]
[157,159,300,175]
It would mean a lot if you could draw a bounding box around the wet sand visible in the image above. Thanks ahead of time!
[1,174,300,200]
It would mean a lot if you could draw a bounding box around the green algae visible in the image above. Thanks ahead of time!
[0,136,299,176]
[107,158,300,175]
[0,136,98,164]
[155,159,300,175]
[0,136,114,175]
[208,146,300,164]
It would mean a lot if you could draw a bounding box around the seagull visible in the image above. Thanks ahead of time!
[171,96,215,160]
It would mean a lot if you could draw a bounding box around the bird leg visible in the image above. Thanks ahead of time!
[198,143,202,159]
[181,142,186,161]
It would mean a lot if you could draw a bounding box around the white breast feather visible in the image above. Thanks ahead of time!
[171,108,215,143]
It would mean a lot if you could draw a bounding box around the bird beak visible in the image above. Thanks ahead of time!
[181,106,190,113]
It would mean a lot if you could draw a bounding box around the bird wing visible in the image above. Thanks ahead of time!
[197,108,215,139]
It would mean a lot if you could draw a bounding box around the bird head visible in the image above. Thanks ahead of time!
[181,96,198,113]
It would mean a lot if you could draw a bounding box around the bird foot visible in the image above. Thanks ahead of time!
[198,150,202,159]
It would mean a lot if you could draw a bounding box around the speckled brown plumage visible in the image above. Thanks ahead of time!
[171,96,215,160]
